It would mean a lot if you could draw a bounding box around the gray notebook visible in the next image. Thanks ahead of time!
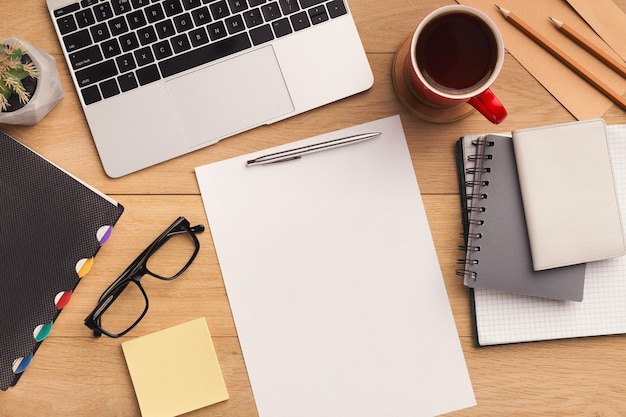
[457,134,586,301]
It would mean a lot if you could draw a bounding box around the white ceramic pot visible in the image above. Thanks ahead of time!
[0,38,64,125]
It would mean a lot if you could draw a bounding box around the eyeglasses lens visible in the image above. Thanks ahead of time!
[98,280,147,336]
[145,230,198,278]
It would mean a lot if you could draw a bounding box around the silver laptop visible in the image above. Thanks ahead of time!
[46,0,373,177]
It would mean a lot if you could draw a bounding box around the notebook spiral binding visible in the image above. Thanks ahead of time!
[456,136,494,280]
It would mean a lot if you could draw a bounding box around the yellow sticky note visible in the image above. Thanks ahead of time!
[121,318,229,417]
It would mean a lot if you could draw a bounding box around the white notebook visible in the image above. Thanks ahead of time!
[512,119,625,270]
[473,124,626,346]
[195,115,476,416]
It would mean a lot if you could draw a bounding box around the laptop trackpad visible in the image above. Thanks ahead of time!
[165,46,294,148]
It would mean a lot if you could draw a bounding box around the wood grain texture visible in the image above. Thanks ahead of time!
[1,1,626,416]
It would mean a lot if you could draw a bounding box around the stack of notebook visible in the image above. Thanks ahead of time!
[456,119,626,346]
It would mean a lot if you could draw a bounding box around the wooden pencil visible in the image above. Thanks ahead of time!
[549,16,626,78]
[495,5,626,111]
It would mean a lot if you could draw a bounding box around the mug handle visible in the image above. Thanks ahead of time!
[468,89,507,125]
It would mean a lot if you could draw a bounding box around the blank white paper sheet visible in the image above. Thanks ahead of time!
[195,115,475,417]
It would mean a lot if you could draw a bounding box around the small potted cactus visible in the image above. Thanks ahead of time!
[0,43,38,111]
[0,38,64,125]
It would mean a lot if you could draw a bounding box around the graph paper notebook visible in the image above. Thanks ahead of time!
[0,131,124,390]
[471,125,626,346]
[456,134,586,301]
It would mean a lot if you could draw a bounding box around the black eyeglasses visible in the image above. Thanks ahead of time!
[84,217,204,338]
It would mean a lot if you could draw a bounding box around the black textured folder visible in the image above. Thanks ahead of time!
[0,131,123,390]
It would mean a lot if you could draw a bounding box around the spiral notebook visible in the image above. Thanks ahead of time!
[456,134,586,301]
[0,131,124,389]
[464,125,626,346]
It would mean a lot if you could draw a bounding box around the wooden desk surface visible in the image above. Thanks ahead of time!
[2,1,626,415]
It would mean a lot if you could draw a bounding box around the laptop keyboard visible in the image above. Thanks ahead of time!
[52,0,348,106]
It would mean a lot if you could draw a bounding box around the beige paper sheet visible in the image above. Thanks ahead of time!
[121,318,228,417]
[566,0,626,60]
[457,0,626,119]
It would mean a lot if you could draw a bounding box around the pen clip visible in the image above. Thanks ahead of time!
[263,155,302,165]
[246,155,301,166]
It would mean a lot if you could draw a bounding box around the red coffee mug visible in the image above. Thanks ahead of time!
[406,5,507,124]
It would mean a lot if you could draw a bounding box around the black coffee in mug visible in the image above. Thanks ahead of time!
[416,12,498,95]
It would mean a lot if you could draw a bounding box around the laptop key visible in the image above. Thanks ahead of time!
[308,6,328,24]
[153,40,173,59]
[191,6,212,25]
[171,34,192,53]
[116,53,137,72]
[207,21,228,40]
[109,16,130,35]
[163,0,183,16]
[137,25,159,45]
[189,27,210,46]
[159,32,251,78]
[243,8,264,27]
[69,45,103,70]
[299,0,325,8]
[145,3,165,22]
[54,4,80,18]
[75,9,96,28]
[182,0,202,9]
[225,14,246,34]
[173,13,195,32]
[120,32,141,51]
[63,29,93,52]
[290,11,310,31]
[136,64,162,85]
[261,2,282,21]
[272,17,292,37]
[117,72,139,92]
[209,1,230,20]
[278,0,299,15]
[132,0,151,8]
[76,59,118,87]
[91,22,112,42]
[134,47,156,66]
[228,0,248,13]
[327,0,346,18]
[100,78,120,98]
[81,85,101,105]
[102,38,122,58]
[57,15,78,35]
[127,10,148,29]
[111,0,133,15]
[155,19,176,39]
[250,24,274,45]
[94,3,114,21]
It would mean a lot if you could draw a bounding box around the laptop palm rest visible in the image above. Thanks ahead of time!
[165,46,294,148]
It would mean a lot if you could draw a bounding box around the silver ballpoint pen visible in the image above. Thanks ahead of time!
[246,132,382,166]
